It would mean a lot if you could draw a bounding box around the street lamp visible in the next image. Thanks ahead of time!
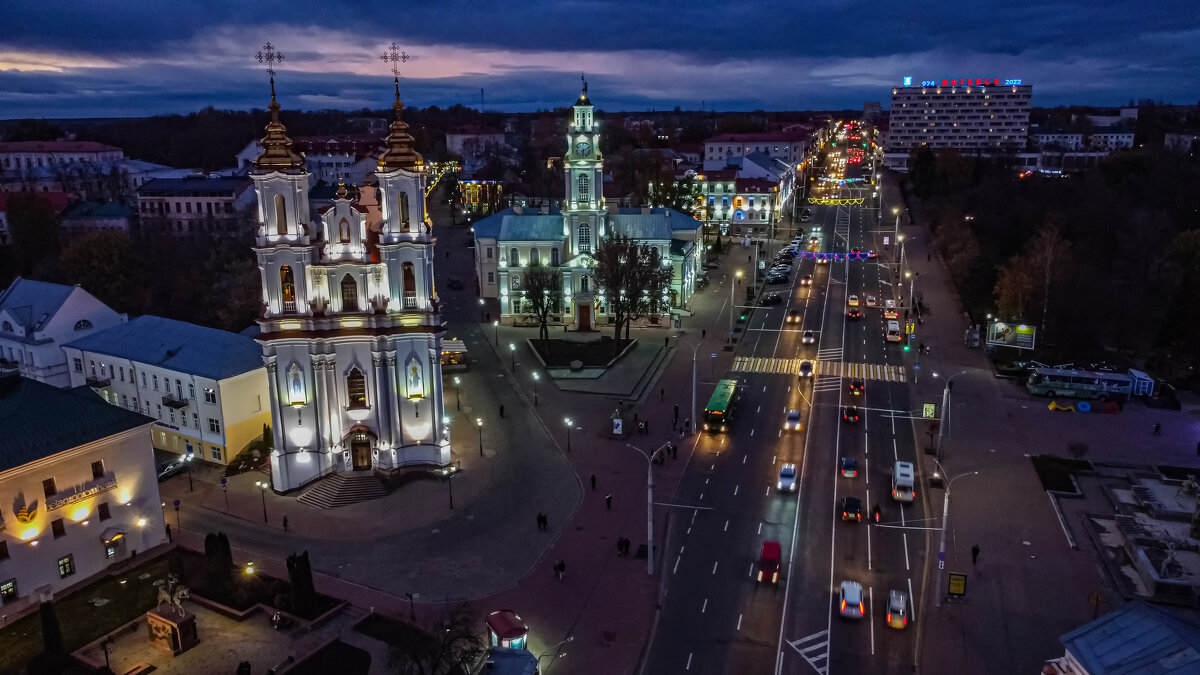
[478,298,485,322]
[727,270,743,342]
[492,320,499,345]
[933,370,969,457]
[476,418,484,457]
[905,271,916,313]
[532,371,540,407]
[254,481,269,523]
[932,460,980,607]
[184,452,194,492]
[453,376,461,411]
[625,442,668,575]
[508,343,516,370]
[564,417,573,453]
[892,206,900,250]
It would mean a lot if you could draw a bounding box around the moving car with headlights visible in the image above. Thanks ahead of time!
[800,274,813,286]
[757,541,782,584]
[865,295,877,307]
[841,496,863,521]
[802,329,815,343]
[783,410,801,431]
[839,581,865,619]
[842,406,860,423]
[840,456,858,478]
[884,306,900,319]
[847,294,859,306]
[886,590,909,629]
[847,308,862,320]
[758,292,783,306]
[798,360,814,377]
[777,463,798,491]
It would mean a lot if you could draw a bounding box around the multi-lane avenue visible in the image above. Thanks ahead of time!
[644,140,929,674]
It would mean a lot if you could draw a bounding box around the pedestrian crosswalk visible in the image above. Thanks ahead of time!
[731,357,907,383]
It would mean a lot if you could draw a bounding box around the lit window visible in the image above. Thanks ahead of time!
[57,555,75,578]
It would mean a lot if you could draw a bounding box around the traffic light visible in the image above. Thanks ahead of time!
[903,343,911,352]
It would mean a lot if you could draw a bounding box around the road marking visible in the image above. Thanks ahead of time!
[701,598,708,613]
[743,455,748,464]
[724,520,729,531]
[758,522,763,534]
[734,484,740,496]
[686,652,693,670]
[787,630,830,675]
[737,613,743,631]
[869,586,876,655]
[712,561,719,575]
[904,532,911,571]
[673,555,682,574]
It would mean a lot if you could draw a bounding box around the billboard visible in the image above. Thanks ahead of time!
[986,321,1036,350]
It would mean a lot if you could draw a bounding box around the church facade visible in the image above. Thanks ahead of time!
[251,79,450,492]
[473,91,703,329]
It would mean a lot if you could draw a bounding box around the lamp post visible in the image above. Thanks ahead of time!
[476,418,484,457]
[896,233,905,281]
[508,343,516,370]
[478,298,485,322]
[727,270,743,342]
[625,442,667,575]
[254,481,269,524]
[892,206,900,250]
[564,417,573,453]
[453,376,461,411]
[532,371,540,407]
[492,320,499,345]
[906,271,916,313]
[933,370,969,457]
[184,452,194,492]
[932,461,980,607]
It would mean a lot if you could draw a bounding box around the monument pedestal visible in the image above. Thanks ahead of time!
[146,608,199,656]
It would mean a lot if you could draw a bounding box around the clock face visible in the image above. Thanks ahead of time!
[575,141,592,157]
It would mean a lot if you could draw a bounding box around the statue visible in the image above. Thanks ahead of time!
[156,574,190,616]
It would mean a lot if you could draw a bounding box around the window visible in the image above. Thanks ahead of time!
[57,555,75,578]
[487,272,495,283]
[133,396,139,410]
[152,374,159,391]
[576,173,590,200]
[338,218,350,242]
[399,192,411,230]
[168,409,175,424]
[188,383,195,399]
[51,518,66,538]
[346,368,368,408]
[401,263,417,309]
[119,366,124,382]
[91,460,105,480]
[208,418,221,433]
[98,502,111,520]
[204,388,216,404]
[211,446,222,461]
[529,248,539,265]
[141,372,147,387]
[156,404,162,419]
[122,394,128,408]
[74,319,92,331]
[0,579,15,604]
[578,222,591,253]
[176,379,183,398]
[551,248,559,266]
[73,357,83,373]
[509,248,519,266]
[280,266,296,311]
[43,477,57,498]
[274,194,288,235]
[486,246,493,260]
[192,412,199,428]
[340,274,358,311]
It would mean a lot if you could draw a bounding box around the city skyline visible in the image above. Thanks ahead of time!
[2,0,1198,119]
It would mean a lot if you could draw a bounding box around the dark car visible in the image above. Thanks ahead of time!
[841,496,863,522]
[847,308,862,320]
[758,292,783,306]
[445,277,464,290]
[842,406,860,423]
[840,456,858,478]
[696,273,711,289]
[766,274,789,285]
[157,460,186,482]
[849,379,865,396]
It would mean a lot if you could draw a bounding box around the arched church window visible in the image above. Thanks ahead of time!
[280,266,296,312]
[338,218,351,243]
[581,275,589,293]
[274,194,288,236]
[576,173,590,200]
[346,368,367,409]
[551,247,559,266]
[399,192,411,231]
[529,248,539,265]
[509,248,519,266]
[340,274,358,311]
[401,262,417,309]
[578,222,591,253]
[73,319,92,331]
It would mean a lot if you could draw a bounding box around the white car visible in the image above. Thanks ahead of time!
[802,329,816,344]
[865,295,877,307]
[839,580,865,619]
[886,590,908,629]
[777,463,798,491]
[847,294,860,307]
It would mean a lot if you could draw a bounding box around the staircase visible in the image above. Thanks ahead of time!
[297,472,390,509]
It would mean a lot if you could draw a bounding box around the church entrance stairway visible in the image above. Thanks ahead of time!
[296,472,390,509]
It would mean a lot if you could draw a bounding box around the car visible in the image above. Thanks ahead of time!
[842,406,860,423]
[758,292,783,306]
[798,360,814,377]
[865,295,877,307]
[783,410,802,432]
[757,541,782,583]
[839,580,865,619]
[816,255,829,265]
[802,329,815,343]
[883,307,899,319]
[696,273,710,289]
[771,264,792,273]
[841,496,863,522]
[157,460,186,482]
[787,310,802,324]
[867,250,877,259]
[885,299,897,310]
[776,248,795,258]
[777,463,798,491]
[799,214,811,222]
[766,274,789,285]
[849,379,865,396]
[847,308,862,320]
[847,294,859,307]
[800,274,813,286]
[840,456,858,478]
[886,590,908,629]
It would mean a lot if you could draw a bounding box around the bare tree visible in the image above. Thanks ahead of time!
[593,235,673,348]
[523,260,562,342]
[386,604,486,675]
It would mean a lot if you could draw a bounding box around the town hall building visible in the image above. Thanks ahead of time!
[250,77,450,492]
[473,89,704,329]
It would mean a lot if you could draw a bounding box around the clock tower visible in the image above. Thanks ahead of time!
[564,86,605,258]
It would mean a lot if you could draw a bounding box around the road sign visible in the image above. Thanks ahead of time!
[948,573,968,597]
[923,403,936,419]
[906,322,915,335]
[612,419,624,435]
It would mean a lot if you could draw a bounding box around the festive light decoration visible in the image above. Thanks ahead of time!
[807,197,866,205]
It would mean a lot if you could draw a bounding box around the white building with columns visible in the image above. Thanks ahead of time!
[250,79,450,493]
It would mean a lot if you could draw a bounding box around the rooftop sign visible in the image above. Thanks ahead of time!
[903,76,1023,87]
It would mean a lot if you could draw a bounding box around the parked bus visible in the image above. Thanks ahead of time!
[441,339,469,372]
[885,320,902,342]
[1025,367,1131,401]
[703,378,740,433]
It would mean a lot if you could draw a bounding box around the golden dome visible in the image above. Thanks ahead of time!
[377,77,424,171]
[254,78,304,172]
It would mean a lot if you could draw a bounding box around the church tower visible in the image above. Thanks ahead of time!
[254,74,450,493]
[563,84,605,258]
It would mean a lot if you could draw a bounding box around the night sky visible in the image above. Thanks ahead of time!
[2,0,1198,119]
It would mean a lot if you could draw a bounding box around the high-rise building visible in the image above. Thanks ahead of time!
[884,77,1032,170]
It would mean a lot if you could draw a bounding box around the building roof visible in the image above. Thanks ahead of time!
[60,200,133,219]
[0,374,152,472]
[736,178,779,194]
[290,135,383,157]
[1060,601,1200,674]
[613,208,703,236]
[63,315,264,381]
[0,191,73,214]
[472,208,510,239]
[0,141,122,154]
[137,176,251,196]
[499,214,563,241]
[446,125,505,137]
[0,277,77,336]
[706,132,809,144]
[695,169,737,182]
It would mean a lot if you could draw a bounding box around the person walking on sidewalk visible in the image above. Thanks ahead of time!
[605,494,612,510]
[499,404,505,419]
[1153,423,1162,436]
[972,544,981,565]
[590,474,597,491]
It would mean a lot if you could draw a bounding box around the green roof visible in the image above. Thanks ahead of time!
[0,374,152,472]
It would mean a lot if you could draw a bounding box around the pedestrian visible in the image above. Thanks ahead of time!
[971,544,980,565]
[633,412,639,429]
[679,429,685,441]
[623,538,630,555]
[499,404,505,419]
[485,312,490,322]
[1153,423,1162,436]
[605,494,612,510]
[554,562,562,580]
[660,387,665,401]
[702,329,706,339]
[558,560,566,579]
[536,513,542,531]
[165,523,172,543]
[664,336,669,349]
[673,444,678,459]
[644,420,650,435]
[927,253,931,262]
[673,404,680,421]
[684,418,691,434]
[590,474,597,492]
[283,515,288,533]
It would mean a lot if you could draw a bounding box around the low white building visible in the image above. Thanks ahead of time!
[703,132,809,171]
[0,278,126,387]
[0,373,167,614]
[62,315,271,466]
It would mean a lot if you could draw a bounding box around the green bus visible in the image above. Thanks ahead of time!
[703,379,741,433]
[1025,367,1131,401]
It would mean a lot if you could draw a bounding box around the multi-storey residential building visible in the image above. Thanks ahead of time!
[703,132,808,170]
[692,170,781,237]
[135,175,254,235]
[237,135,383,188]
[0,141,126,198]
[61,315,270,465]
[0,373,167,614]
[885,78,1032,170]
[1088,127,1135,150]
[0,278,126,387]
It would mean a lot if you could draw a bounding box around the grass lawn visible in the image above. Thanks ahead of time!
[531,338,634,367]
[0,556,170,673]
